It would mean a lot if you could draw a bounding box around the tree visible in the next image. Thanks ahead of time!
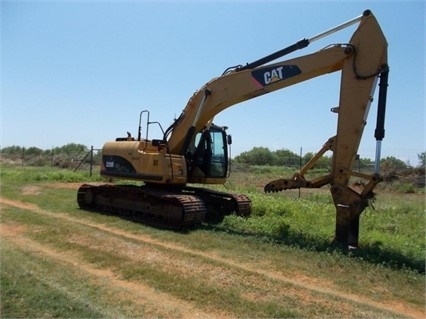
[25,147,44,156]
[418,152,426,167]
[52,143,88,159]
[49,143,88,168]
[0,145,24,156]
[359,157,374,166]
[273,149,300,167]
[302,152,332,170]
[380,156,408,172]
[235,147,274,165]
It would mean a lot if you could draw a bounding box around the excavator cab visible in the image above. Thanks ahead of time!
[187,125,229,183]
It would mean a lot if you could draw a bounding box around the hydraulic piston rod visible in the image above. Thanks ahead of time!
[238,10,367,71]
[374,68,389,173]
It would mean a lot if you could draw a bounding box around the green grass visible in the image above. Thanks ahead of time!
[1,165,425,318]
[1,241,107,318]
[210,187,425,273]
[4,181,423,284]
[1,165,424,273]
[0,165,103,183]
[2,202,422,318]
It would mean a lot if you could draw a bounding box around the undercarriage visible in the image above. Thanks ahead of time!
[77,184,251,229]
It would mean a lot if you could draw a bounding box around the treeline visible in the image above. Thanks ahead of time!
[2,143,425,172]
[233,147,426,189]
[0,143,101,168]
[234,147,333,169]
[233,146,419,169]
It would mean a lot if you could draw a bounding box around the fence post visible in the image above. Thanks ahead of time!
[21,147,26,167]
[299,147,302,199]
[90,146,94,177]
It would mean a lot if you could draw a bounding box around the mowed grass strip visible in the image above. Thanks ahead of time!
[1,207,298,318]
[1,247,103,318]
[1,218,223,318]
[1,204,419,318]
[1,235,126,318]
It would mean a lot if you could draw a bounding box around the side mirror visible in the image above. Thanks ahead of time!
[227,135,232,145]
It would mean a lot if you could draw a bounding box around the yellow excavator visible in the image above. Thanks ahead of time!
[78,9,388,247]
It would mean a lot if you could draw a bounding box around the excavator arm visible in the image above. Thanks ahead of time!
[165,9,388,247]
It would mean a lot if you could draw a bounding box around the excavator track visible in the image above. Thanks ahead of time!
[77,184,251,229]
[179,186,251,223]
[77,184,207,229]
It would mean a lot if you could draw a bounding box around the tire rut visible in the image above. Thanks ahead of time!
[1,197,423,319]
[1,222,228,319]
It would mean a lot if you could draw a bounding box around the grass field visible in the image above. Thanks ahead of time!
[1,165,425,318]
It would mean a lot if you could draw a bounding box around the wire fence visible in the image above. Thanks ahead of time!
[0,146,102,176]
[1,146,421,177]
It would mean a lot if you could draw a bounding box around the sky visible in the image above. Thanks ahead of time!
[1,0,425,165]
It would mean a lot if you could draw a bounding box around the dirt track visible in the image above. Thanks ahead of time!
[1,191,424,318]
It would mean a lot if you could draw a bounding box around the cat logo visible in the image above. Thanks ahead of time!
[251,65,302,87]
[264,66,285,84]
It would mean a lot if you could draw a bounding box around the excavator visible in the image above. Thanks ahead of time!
[78,9,388,248]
